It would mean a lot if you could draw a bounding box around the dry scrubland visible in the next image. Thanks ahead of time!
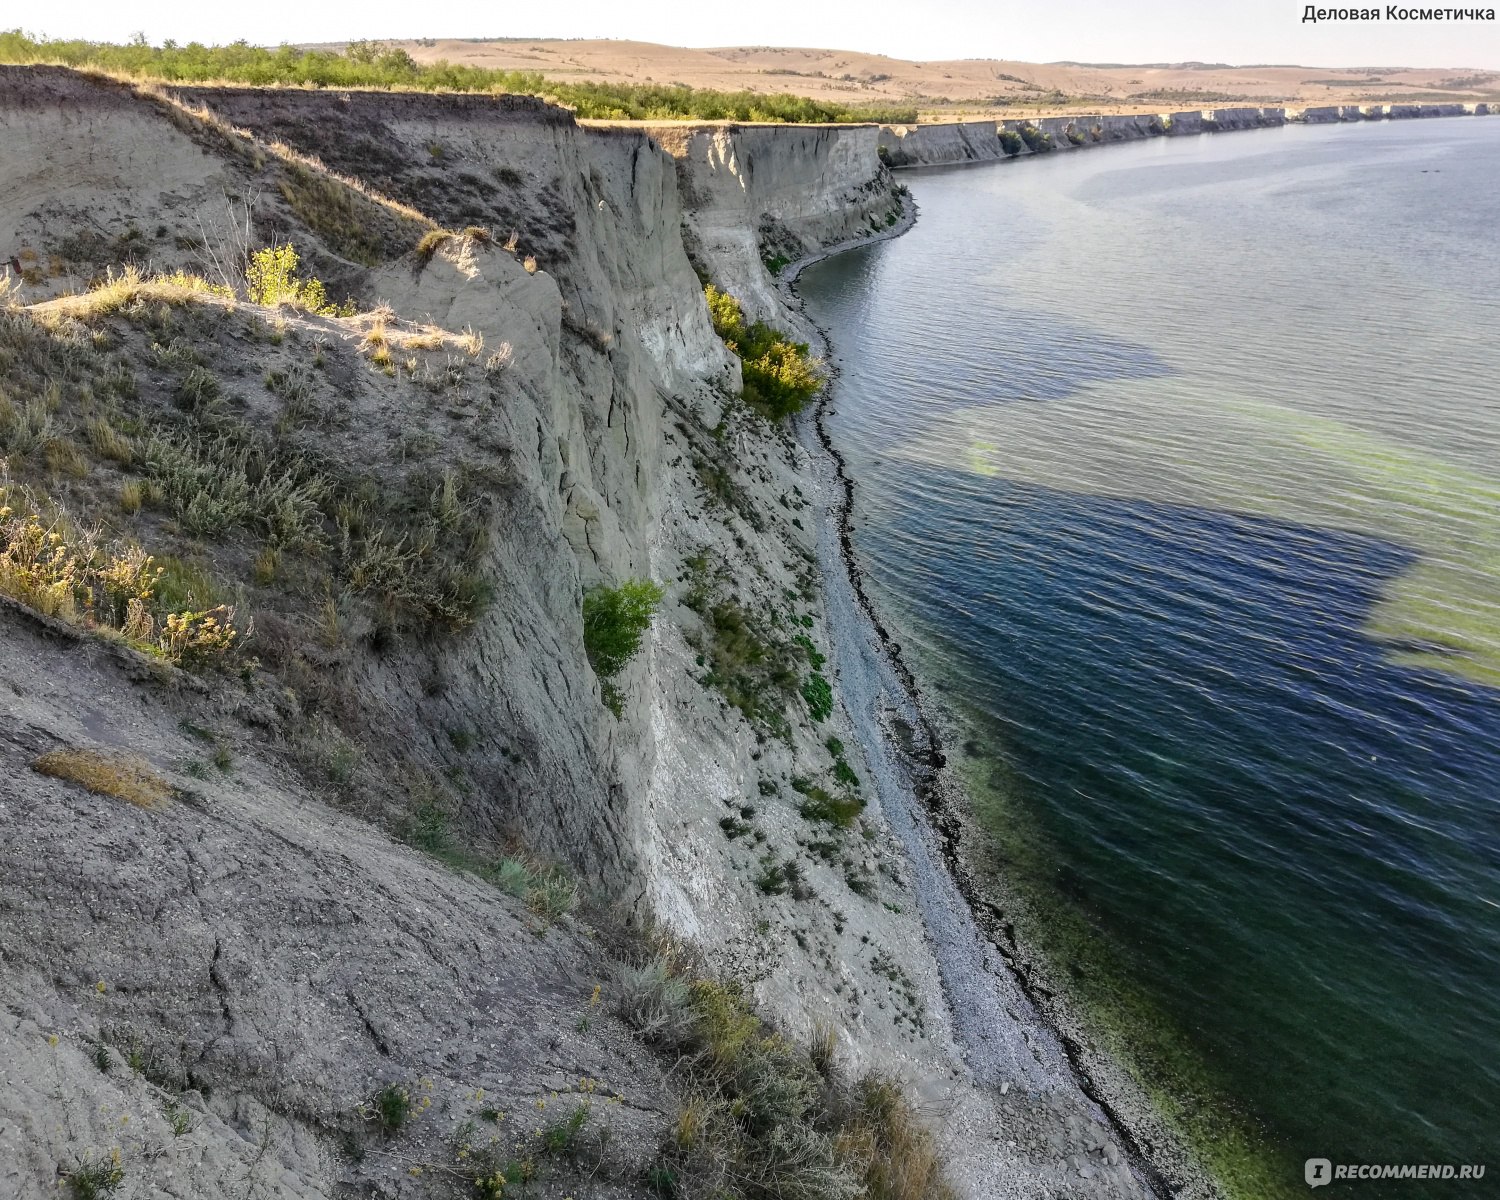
[375,38,1500,118]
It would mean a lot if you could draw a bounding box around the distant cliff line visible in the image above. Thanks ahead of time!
[878,101,1496,167]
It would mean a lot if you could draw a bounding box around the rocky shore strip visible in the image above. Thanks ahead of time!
[763,210,1205,1198]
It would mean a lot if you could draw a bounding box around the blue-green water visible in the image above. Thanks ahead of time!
[798,120,1500,1194]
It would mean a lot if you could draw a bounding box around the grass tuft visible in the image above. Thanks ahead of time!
[33,748,172,808]
[414,228,454,266]
[61,1150,124,1200]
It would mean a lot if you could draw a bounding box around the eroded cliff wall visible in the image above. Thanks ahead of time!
[0,70,1164,1200]
[879,101,1490,167]
[644,122,902,322]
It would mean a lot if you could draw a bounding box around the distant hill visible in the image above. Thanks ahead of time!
[328,38,1500,118]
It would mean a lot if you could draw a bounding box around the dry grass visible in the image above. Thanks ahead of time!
[43,266,235,324]
[86,417,134,466]
[133,82,267,168]
[838,1077,957,1200]
[611,933,957,1200]
[359,314,476,361]
[33,748,172,808]
[414,228,454,266]
[128,78,432,267]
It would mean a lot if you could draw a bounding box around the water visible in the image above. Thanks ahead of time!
[797,120,1500,1196]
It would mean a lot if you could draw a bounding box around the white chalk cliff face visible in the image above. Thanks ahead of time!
[0,67,1192,1200]
[877,102,1492,166]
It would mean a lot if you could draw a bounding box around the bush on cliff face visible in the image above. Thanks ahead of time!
[583,578,665,714]
[998,129,1025,156]
[705,287,823,421]
[1016,123,1054,152]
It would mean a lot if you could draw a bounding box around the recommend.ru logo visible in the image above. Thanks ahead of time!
[1305,1158,1487,1187]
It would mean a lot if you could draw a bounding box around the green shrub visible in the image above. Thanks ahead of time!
[492,857,533,898]
[0,33,919,123]
[998,129,1025,156]
[583,578,664,685]
[539,1101,591,1157]
[246,244,350,315]
[793,776,864,828]
[802,672,833,722]
[372,1084,411,1134]
[705,286,822,420]
[1016,123,1054,152]
[794,633,826,669]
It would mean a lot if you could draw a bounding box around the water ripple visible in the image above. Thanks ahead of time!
[801,118,1500,1190]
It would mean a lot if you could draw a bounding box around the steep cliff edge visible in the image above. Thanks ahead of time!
[642,123,904,325]
[879,102,1492,167]
[1,69,1175,1200]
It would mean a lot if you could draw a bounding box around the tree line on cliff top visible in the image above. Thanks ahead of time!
[0,32,919,124]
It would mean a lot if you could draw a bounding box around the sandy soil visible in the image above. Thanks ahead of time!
[331,38,1500,118]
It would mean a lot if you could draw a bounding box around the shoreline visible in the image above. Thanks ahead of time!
[778,196,1203,1198]
[876,102,1495,169]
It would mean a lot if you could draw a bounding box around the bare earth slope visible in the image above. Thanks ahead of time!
[356,38,1500,117]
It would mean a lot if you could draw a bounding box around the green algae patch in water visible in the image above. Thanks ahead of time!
[953,721,1300,1200]
[799,118,1500,1200]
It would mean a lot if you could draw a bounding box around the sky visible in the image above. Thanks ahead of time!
[19,0,1500,68]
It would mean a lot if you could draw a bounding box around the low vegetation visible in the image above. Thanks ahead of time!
[613,944,955,1200]
[681,554,831,741]
[792,775,864,829]
[1,280,494,641]
[60,1150,124,1200]
[0,33,919,123]
[401,788,581,928]
[0,489,243,666]
[33,748,172,808]
[583,578,665,716]
[1015,122,1054,153]
[802,671,834,722]
[245,244,352,315]
[705,287,823,420]
[276,163,395,268]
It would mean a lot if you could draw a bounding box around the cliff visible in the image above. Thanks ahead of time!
[0,66,1166,1200]
[640,122,902,324]
[878,101,1492,167]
